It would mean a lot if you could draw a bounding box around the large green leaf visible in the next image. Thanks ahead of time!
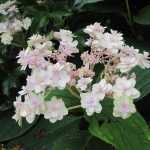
[134,5,150,25]
[0,111,37,142]
[44,88,80,107]
[7,116,81,149]
[8,116,112,150]
[89,113,150,150]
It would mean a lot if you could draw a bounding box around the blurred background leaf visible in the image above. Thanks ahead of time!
[134,5,150,25]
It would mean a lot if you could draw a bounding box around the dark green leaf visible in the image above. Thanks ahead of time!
[89,113,150,150]
[44,88,80,107]
[7,116,85,150]
[134,67,150,100]
[134,5,150,25]
[0,111,37,142]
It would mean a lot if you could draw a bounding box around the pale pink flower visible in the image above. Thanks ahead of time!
[12,96,24,125]
[113,95,136,119]
[76,77,92,91]
[78,66,95,78]
[17,49,48,70]
[13,93,45,124]
[137,52,150,69]
[84,22,105,38]
[117,46,139,72]
[92,79,112,100]
[58,40,79,56]
[54,29,74,42]
[44,97,68,123]
[113,77,140,99]
[47,63,71,89]
[92,30,124,54]
[80,92,102,116]
[26,69,50,93]
[81,51,98,65]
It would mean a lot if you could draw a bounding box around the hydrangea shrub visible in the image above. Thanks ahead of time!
[13,23,150,125]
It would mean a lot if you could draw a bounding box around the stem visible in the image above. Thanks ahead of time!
[124,0,136,37]
[125,0,132,25]
[68,105,81,111]
[67,85,80,99]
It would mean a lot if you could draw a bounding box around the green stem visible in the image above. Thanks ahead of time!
[124,0,137,37]
[68,105,81,111]
[125,0,132,25]
[67,85,80,99]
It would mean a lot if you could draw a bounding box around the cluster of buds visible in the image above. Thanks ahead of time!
[0,0,32,45]
[13,23,150,125]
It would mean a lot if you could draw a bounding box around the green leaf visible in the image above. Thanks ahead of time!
[74,0,103,9]
[0,111,37,142]
[8,116,113,150]
[89,113,150,150]
[7,116,85,150]
[134,5,150,25]
[134,67,150,100]
[44,88,80,107]
[31,12,49,32]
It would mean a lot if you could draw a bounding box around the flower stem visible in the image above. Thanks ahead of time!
[67,85,80,99]
[68,105,81,111]
[125,0,132,26]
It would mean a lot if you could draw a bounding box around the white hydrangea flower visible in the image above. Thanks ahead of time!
[17,49,48,70]
[22,17,32,30]
[7,4,18,15]
[113,95,136,119]
[28,34,46,47]
[58,40,79,56]
[44,97,68,123]
[92,79,112,100]
[27,34,52,54]
[11,19,23,32]
[137,52,150,69]
[117,46,139,72]
[117,56,138,73]
[76,77,92,91]
[0,22,9,33]
[93,30,124,54]
[13,93,46,124]
[1,32,13,45]
[0,0,16,15]
[47,62,71,89]
[18,85,31,96]
[26,69,51,93]
[113,77,140,99]
[54,29,74,42]
[26,93,46,115]
[12,96,24,125]
[80,92,102,116]
[84,22,105,38]
[13,96,35,124]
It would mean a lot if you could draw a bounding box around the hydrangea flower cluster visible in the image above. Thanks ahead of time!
[13,22,150,125]
[0,0,32,45]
